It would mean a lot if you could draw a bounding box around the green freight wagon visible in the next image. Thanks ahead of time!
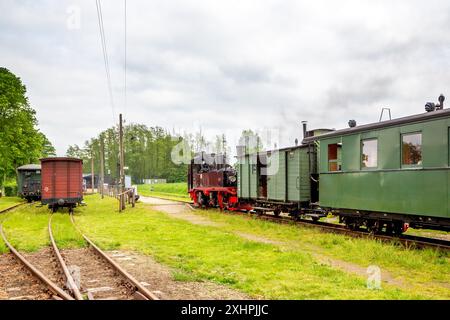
[17,164,42,202]
[303,107,450,233]
[237,145,320,217]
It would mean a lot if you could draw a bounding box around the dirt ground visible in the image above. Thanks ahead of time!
[61,247,135,300]
[106,250,251,300]
[0,253,52,300]
[140,196,223,227]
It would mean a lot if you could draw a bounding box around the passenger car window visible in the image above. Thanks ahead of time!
[361,139,378,168]
[328,143,342,171]
[402,133,422,166]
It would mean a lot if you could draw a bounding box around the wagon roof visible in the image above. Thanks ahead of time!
[302,108,450,143]
[236,144,308,158]
[17,164,41,170]
[40,157,83,162]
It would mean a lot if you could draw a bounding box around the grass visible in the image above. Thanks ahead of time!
[73,195,446,299]
[137,182,191,202]
[0,194,448,299]
[0,196,24,211]
[190,209,450,298]
[0,203,84,253]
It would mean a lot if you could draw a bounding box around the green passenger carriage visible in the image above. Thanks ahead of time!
[304,107,450,233]
[237,103,450,233]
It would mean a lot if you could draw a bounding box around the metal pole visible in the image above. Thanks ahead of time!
[100,137,105,199]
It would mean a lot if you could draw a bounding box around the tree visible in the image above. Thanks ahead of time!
[0,67,56,193]
[39,132,56,157]
[238,129,264,154]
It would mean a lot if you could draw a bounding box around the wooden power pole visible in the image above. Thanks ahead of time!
[91,153,95,194]
[100,136,105,199]
[119,113,125,210]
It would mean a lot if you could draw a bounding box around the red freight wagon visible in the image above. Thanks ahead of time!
[40,157,83,212]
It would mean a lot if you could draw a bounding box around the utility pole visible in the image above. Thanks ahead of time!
[100,136,105,199]
[91,152,95,194]
[119,113,125,210]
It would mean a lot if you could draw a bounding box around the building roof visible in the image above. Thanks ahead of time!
[40,157,83,162]
[302,108,450,144]
[17,164,41,171]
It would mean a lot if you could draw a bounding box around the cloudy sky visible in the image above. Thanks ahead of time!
[1,0,450,155]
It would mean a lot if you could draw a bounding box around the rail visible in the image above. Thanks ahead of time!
[0,224,73,300]
[69,213,159,300]
[48,214,84,300]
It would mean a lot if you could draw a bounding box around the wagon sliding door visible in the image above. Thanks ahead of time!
[267,151,286,201]
[287,149,300,202]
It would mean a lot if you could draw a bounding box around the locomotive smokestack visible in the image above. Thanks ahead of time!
[438,94,445,110]
[302,121,307,138]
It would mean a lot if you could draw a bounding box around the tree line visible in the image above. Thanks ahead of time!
[0,67,56,194]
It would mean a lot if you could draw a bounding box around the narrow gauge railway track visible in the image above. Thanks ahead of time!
[185,203,450,251]
[0,224,73,300]
[67,213,159,300]
[0,201,160,300]
[0,202,71,300]
[0,202,27,215]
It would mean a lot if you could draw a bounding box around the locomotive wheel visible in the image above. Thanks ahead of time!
[389,222,404,235]
[273,209,281,217]
[346,218,360,231]
[366,220,381,234]
[52,206,58,213]
[197,192,204,207]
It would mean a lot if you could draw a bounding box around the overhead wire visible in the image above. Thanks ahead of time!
[124,0,127,122]
[95,0,116,123]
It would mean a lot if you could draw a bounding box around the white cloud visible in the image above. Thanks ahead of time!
[1,0,450,155]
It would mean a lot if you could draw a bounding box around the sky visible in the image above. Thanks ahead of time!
[1,0,450,156]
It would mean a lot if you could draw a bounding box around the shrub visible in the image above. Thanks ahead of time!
[4,185,18,197]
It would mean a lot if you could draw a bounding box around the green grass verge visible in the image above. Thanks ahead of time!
[0,203,84,253]
[137,183,191,202]
[0,197,24,211]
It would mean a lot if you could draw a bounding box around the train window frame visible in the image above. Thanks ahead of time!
[361,138,378,169]
[401,132,422,168]
[327,143,342,172]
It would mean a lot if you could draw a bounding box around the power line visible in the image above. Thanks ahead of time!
[124,0,127,122]
[95,0,116,123]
